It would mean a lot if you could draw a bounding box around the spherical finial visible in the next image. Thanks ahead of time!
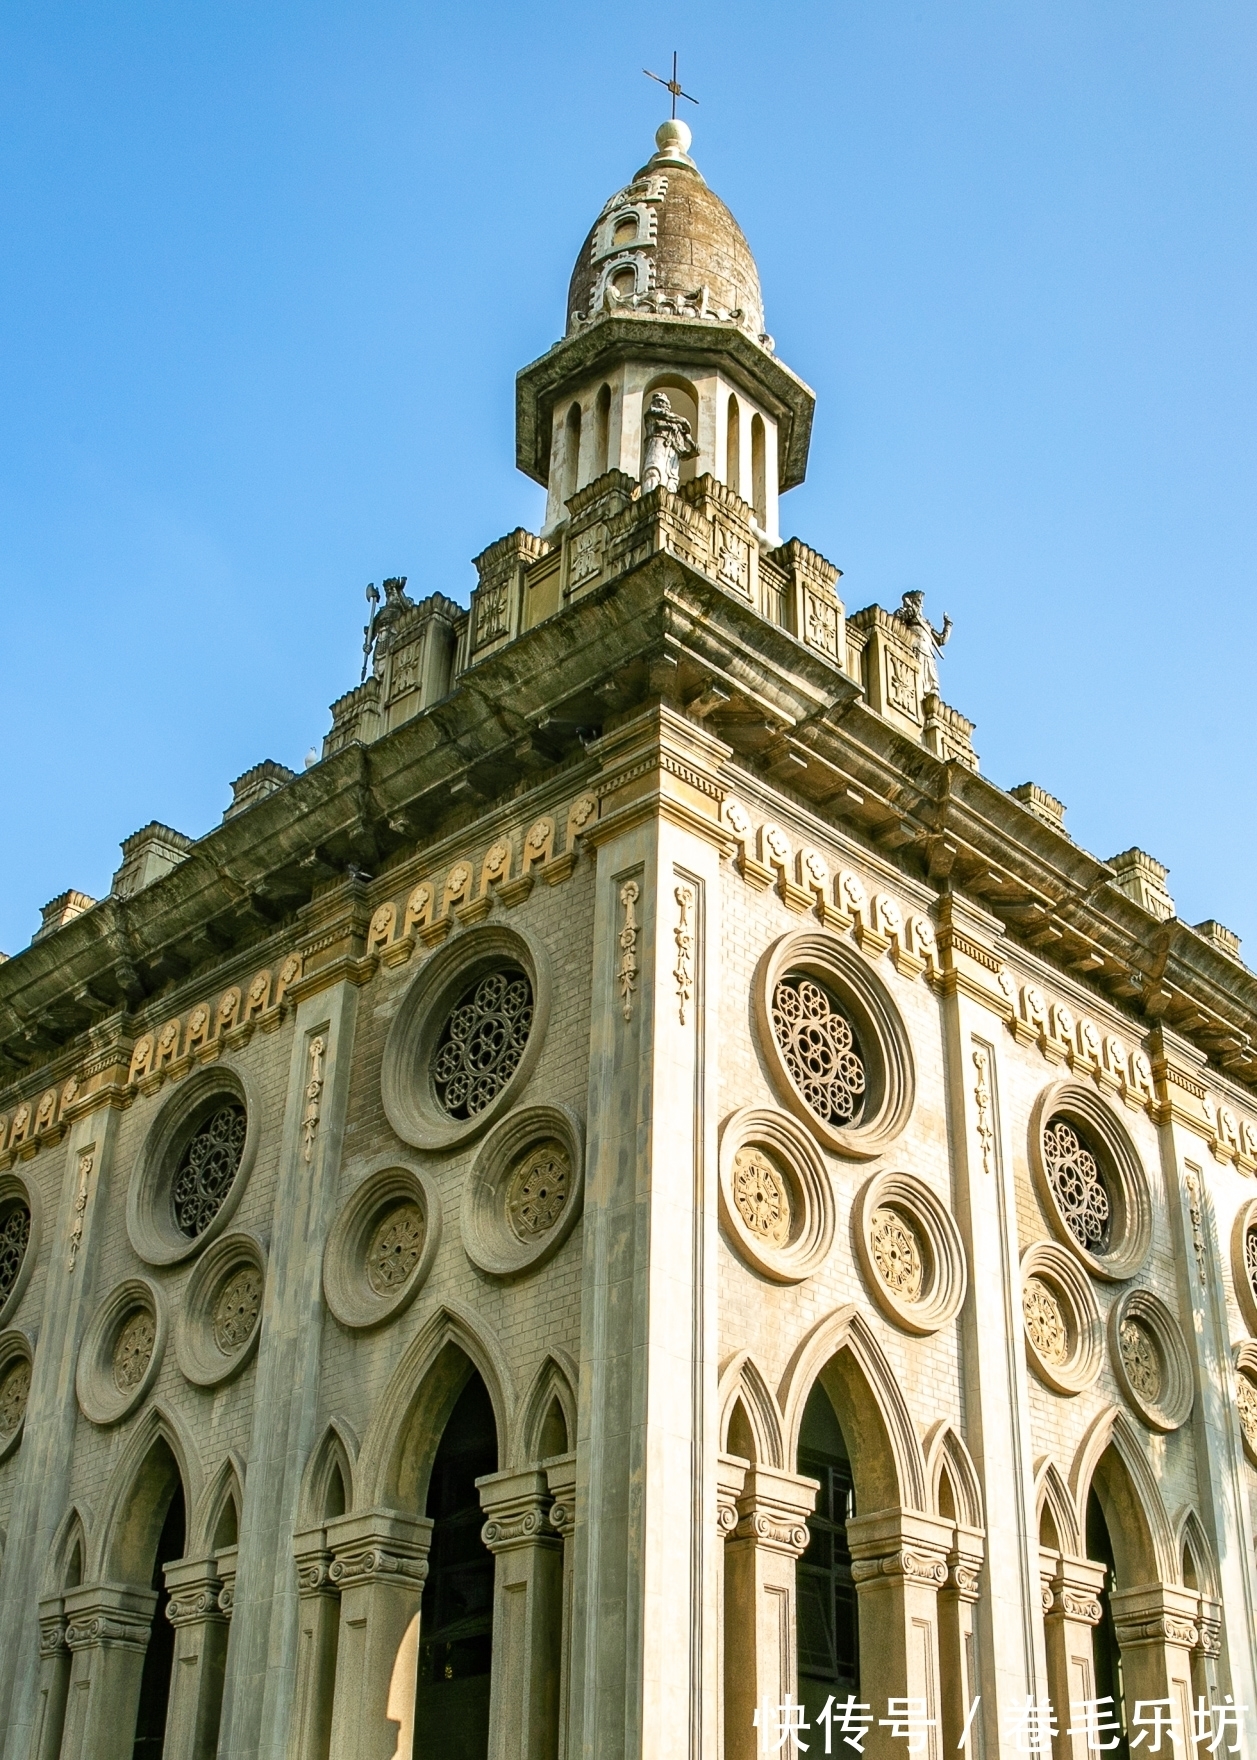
[655,118,692,158]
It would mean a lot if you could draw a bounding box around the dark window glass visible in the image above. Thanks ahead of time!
[797,1383,859,1722]
[172,1102,246,1239]
[131,1482,185,1760]
[1086,1489,1131,1760]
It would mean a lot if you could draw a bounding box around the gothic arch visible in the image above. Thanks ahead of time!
[299,1418,359,1526]
[1070,1405,1176,1584]
[191,1451,246,1556]
[1175,1507,1220,1599]
[94,1404,202,1584]
[1034,1457,1083,1557]
[45,1503,92,1594]
[516,1349,578,1468]
[357,1300,515,1512]
[924,1422,984,1531]
[718,1351,785,1469]
[778,1304,927,1511]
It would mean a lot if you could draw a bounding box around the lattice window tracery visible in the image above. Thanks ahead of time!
[1245,1227,1257,1304]
[173,1103,247,1239]
[1042,1117,1111,1253]
[771,975,866,1127]
[432,970,534,1120]
[0,1204,31,1307]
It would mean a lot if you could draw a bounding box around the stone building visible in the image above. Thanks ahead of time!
[1,114,1257,1760]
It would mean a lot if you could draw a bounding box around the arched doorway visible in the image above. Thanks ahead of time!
[127,1449,186,1760]
[413,1371,498,1760]
[1086,1486,1130,1759]
[796,1381,858,1723]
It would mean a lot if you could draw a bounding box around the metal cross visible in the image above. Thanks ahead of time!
[643,52,698,120]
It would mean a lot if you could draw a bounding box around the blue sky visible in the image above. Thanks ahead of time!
[1,2,1254,956]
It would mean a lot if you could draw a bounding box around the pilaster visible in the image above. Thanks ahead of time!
[478,1468,564,1760]
[845,1508,951,1760]
[722,1467,816,1760]
[325,1510,431,1760]
[30,1598,71,1760]
[1037,1552,1104,1760]
[58,1583,157,1760]
[287,1528,338,1760]
[1110,1582,1198,1737]
[162,1557,229,1760]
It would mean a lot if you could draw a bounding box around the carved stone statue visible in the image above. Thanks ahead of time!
[894,590,952,699]
[361,576,413,680]
[640,391,698,494]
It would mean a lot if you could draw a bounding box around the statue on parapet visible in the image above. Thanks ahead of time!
[641,391,698,494]
[360,576,413,681]
[894,590,953,698]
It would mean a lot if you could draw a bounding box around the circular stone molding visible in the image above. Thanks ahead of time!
[1109,1288,1193,1432]
[77,1277,167,1427]
[754,930,914,1160]
[1019,1241,1103,1395]
[324,1158,442,1328]
[1231,1201,1257,1337]
[0,1329,34,1462]
[853,1171,968,1335]
[1029,1083,1152,1283]
[0,1170,40,1329]
[462,1105,584,1279]
[718,1108,836,1284]
[382,926,552,1154]
[127,1064,261,1268]
[1233,1343,1257,1465]
[175,1231,268,1387]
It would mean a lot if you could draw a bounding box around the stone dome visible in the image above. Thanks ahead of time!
[566,121,767,342]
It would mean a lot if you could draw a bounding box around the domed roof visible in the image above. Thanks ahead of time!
[566,121,767,342]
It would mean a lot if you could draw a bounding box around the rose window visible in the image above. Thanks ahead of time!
[173,1103,247,1239]
[1237,1376,1257,1453]
[113,1310,156,1393]
[213,1267,263,1353]
[431,969,534,1120]
[732,1147,791,1247]
[1042,1118,1111,1253]
[0,1203,31,1307]
[507,1142,570,1241]
[771,976,866,1127]
[367,1204,426,1293]
[1119,1317,1161,1403]
[869,1207,923,1300]
[0,1359,30,1436]
[1022,1277,1068,1366]
[1246,1227,1257,1305]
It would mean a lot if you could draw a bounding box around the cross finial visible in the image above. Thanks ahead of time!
[643,52,698,121]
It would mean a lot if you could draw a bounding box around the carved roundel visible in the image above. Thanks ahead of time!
[1109,1288,1193,1432]
[382,927,552,1153]
[0,1171,40,1329]
[754,930,914,1160]
[77,1277,167,1426]
[1029,1083,1151,1282]
[175,1231,268,1388]
[0,1329,33,1463]
[462,1105,584,1279]
[718,1108,836,1284]
[1233,1343,1257,1466]
[1018,1242,1103,1395]
[853,1171,967,1335]
[1230,1200,1257,1337]
[323,1158,442,1328]
[127,1066,260,1267]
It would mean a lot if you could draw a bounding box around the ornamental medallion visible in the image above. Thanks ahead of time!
[506,1142,570,1241]
[1022,1277,1068,1365]
[771,976,866,1127]
[366,1203,426,1293]
[113,1310,156,1393]
[0,1359,30,1435]
[213,1266,263,1352]
[869,1206,923,1300]
[732,1147,792,1247]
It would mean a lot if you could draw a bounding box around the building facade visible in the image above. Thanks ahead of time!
[1,116,1257,1760]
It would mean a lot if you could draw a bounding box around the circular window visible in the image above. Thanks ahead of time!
[1234,1345,1257,1465]
[77,1278,166,1426]
[853,1171,967,1334]
[755,931,914,1159]
[1029,1084,1151,1282]
[0,1173,38,1327]
[462,1105,584,1279]
[717,1108,835,1284]
[127,1067,260,1267]
[382,927,551,1153]
[175,1231,268,1387]
[0,1330,33,1462]
[324,1159,442,1328]
[1109,1289,1192,1431]
[1230,1200,1257,1336]
[1018,1242,1103,1395]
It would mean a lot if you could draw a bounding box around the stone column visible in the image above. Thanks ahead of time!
[715,1455,749,1760]
[58,1584,157,1760]
[1193,1594,1222,1706]
[1110,1584,1198,1739]
[937,1528,983,1754]
[162,1557,229,1760]
[1037,1553,1104,1760]
[479,1468,564,1760]
[30,1598,72,1760]
[543,1456,577,1760]
[288,1527,339,1760]
[326,1508,431,1760]
[722,1466,817,1760]
[846,1508,951,1760]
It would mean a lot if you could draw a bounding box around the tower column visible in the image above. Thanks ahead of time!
[288,1529,339,1760]
[1038,1553,1104,1760]
[59,1584,157,1760]
[722,1466,817,1760]
[325,1509,431,1760]
[162,1558,229,1760]
[479,1469,564,1760]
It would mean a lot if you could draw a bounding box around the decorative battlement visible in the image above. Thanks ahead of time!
[223,762,296,821]
[110,823,195,901]
[1107,848,1175,923]
[33,889,97,942]
[1010,783,1067,832]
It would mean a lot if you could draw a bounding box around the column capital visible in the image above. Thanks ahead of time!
[1196,1594,1223,1658]
[717,1452,750,1538]
[1110,1582,1199,1651]
[944,1527,985,1604]
[37,1594,67,1655]
[847,1507,951,1588]
[327,1506,432,1590]
[544,1453,577,1538]
[164,1557,226,1629]
[477,1467,561,1554]
[63,1582,157,1654]
[731,1464,818,1557]
[216,1542,239,1617]
[1043,1553,1106,1627]
[294,1524,337,1598]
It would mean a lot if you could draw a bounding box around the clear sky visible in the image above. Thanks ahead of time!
[1,1,1254,958]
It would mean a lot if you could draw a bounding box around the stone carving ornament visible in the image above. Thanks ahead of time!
[462,1106,584,1278]
[718,1108,835,1284]
[213,1266,263,1353]
[366,1203,426,1294]
[1022,1278,1067,1366]
[323,1162,440,1329]
[173,1102,247,1239]
[771,976,866,1128]
[0,1331,32,1461]
[1018,1242,1103,1395]
[506,1142,570,1242]
[175,1232,268,1387]
[640,391,698,494]
[869,1206,923,1300]
[113,1309,156,1392]
[1118,1317,1161,1403]
[731,1147,791,1249]
[1029,1084,1151,1282]
[432,969,534,1120]
[77,1278,167,1426]
[1235,1356,1257,1464]
[892,590,952,699]
[854,1171,967,1335]
[1109,1289,1192,1431]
